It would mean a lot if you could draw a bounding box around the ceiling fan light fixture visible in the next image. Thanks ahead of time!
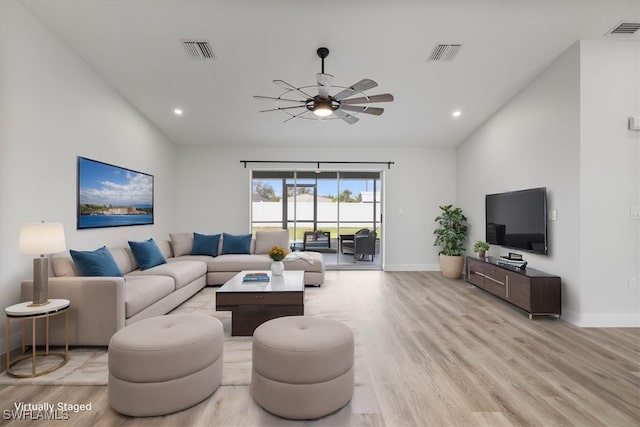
[310,98,335,117]
[313,106,333,117]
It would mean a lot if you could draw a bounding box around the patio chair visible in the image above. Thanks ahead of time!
[340,229,376,261]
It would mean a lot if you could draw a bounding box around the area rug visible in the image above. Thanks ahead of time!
[0,285,365,386]
[0,347,109,385]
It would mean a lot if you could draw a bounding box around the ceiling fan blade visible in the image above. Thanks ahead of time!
[283,110,311,123]
[340,105,384,116]
[334,79,379,101]
[253,95,306,103]
[341,93,394,104]
[273,80,313,99]
[333,109,359,125]
[259,105,307,113]
[316,73,333,99]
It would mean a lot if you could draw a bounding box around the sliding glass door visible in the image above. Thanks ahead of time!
[335,172,381,268]
[251,170,382,270]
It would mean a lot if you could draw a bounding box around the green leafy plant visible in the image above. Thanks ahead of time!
[433,205,468,256]
[473,241,490,252]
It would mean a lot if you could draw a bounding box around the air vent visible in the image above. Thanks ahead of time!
[428,43,462,62]
[604,21,640,37]
[181,40,214,59]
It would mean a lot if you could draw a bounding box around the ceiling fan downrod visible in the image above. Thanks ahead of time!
[317,47,329,74]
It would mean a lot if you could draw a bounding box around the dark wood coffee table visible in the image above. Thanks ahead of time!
[215,270,305,336]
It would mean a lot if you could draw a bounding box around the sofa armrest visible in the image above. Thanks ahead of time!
[21,276,126,346]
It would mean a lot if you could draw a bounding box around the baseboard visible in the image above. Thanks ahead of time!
[561,308,639,327]
[559,307,579,325]
[383,263,440,272]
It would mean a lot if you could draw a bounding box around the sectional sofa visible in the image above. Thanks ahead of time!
[169,230,325,286]
[20,230,325,346]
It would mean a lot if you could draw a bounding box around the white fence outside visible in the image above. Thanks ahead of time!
[252,201,381,228]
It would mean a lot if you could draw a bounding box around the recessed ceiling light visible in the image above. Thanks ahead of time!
[173,108,183,116]
[452,110,461,118]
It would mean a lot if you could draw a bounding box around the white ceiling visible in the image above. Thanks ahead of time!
[21,0,640,148]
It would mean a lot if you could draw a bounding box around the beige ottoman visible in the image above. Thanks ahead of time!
[251,316,354,419]
[108,313,223,417]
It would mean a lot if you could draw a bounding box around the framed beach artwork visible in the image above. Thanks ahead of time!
[77,157,154,229]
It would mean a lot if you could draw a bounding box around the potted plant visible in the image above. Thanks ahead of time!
[433,205,468,279]
[268,245,287,276]
[473,241,490,258]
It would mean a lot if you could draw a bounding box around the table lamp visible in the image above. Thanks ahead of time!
[18,222,67,306]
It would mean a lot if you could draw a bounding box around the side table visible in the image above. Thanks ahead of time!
[5,299,70,378]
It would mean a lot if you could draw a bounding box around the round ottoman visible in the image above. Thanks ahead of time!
[251,316,354,420]
[108,313,223,417]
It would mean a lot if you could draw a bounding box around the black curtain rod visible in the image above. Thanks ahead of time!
[240,160,394,169]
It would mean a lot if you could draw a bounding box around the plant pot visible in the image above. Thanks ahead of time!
[271,260,284,276]
[439,254,464,279]
[478,250,486,258]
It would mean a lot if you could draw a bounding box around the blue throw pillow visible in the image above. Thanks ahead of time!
[128,238,167,270]
[70,246,123,277]
[191,232,221,257]
[221,233,252,255]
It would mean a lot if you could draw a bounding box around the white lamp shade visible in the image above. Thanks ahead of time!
[18,223,67,255]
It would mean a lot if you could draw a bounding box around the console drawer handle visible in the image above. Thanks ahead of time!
[476,272,505,286]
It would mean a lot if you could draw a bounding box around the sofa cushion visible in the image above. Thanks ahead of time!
[52,256,79,277]
[192,233,221,257]
[209,254,271,272]
[221,233,252,255]
[70,246,124,277]
[254,230,290,255]
[284,251,325,273]
[128,238,167,270]
[155,239,173,259]
[128,260,207,289]
[108,247,139,275]
[169,254,215,269]
[170,233,193,257]
[123,275,175,318]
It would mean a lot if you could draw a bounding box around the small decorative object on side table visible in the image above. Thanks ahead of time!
[5,298,70,378]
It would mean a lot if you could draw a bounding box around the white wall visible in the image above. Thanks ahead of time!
[579,39,640,326]
[0,0,177,353]
[457,40,640,327]
[174,146,456,271]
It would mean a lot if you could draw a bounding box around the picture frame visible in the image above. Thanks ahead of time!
[77,157,154,229]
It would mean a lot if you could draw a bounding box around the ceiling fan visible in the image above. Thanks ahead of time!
[254,47,394,125]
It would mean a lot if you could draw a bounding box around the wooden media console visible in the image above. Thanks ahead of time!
[466,256,561,318]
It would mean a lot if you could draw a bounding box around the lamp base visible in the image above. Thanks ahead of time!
[30,257,50,306]
[28,301,51,307]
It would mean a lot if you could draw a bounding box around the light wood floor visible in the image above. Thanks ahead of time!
[1,271,638,426]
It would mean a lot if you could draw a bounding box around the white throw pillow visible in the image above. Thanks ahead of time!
[169,232,194,257]
[254,230,290,254]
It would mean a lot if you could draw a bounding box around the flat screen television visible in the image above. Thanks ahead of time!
[485,187,548,255]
